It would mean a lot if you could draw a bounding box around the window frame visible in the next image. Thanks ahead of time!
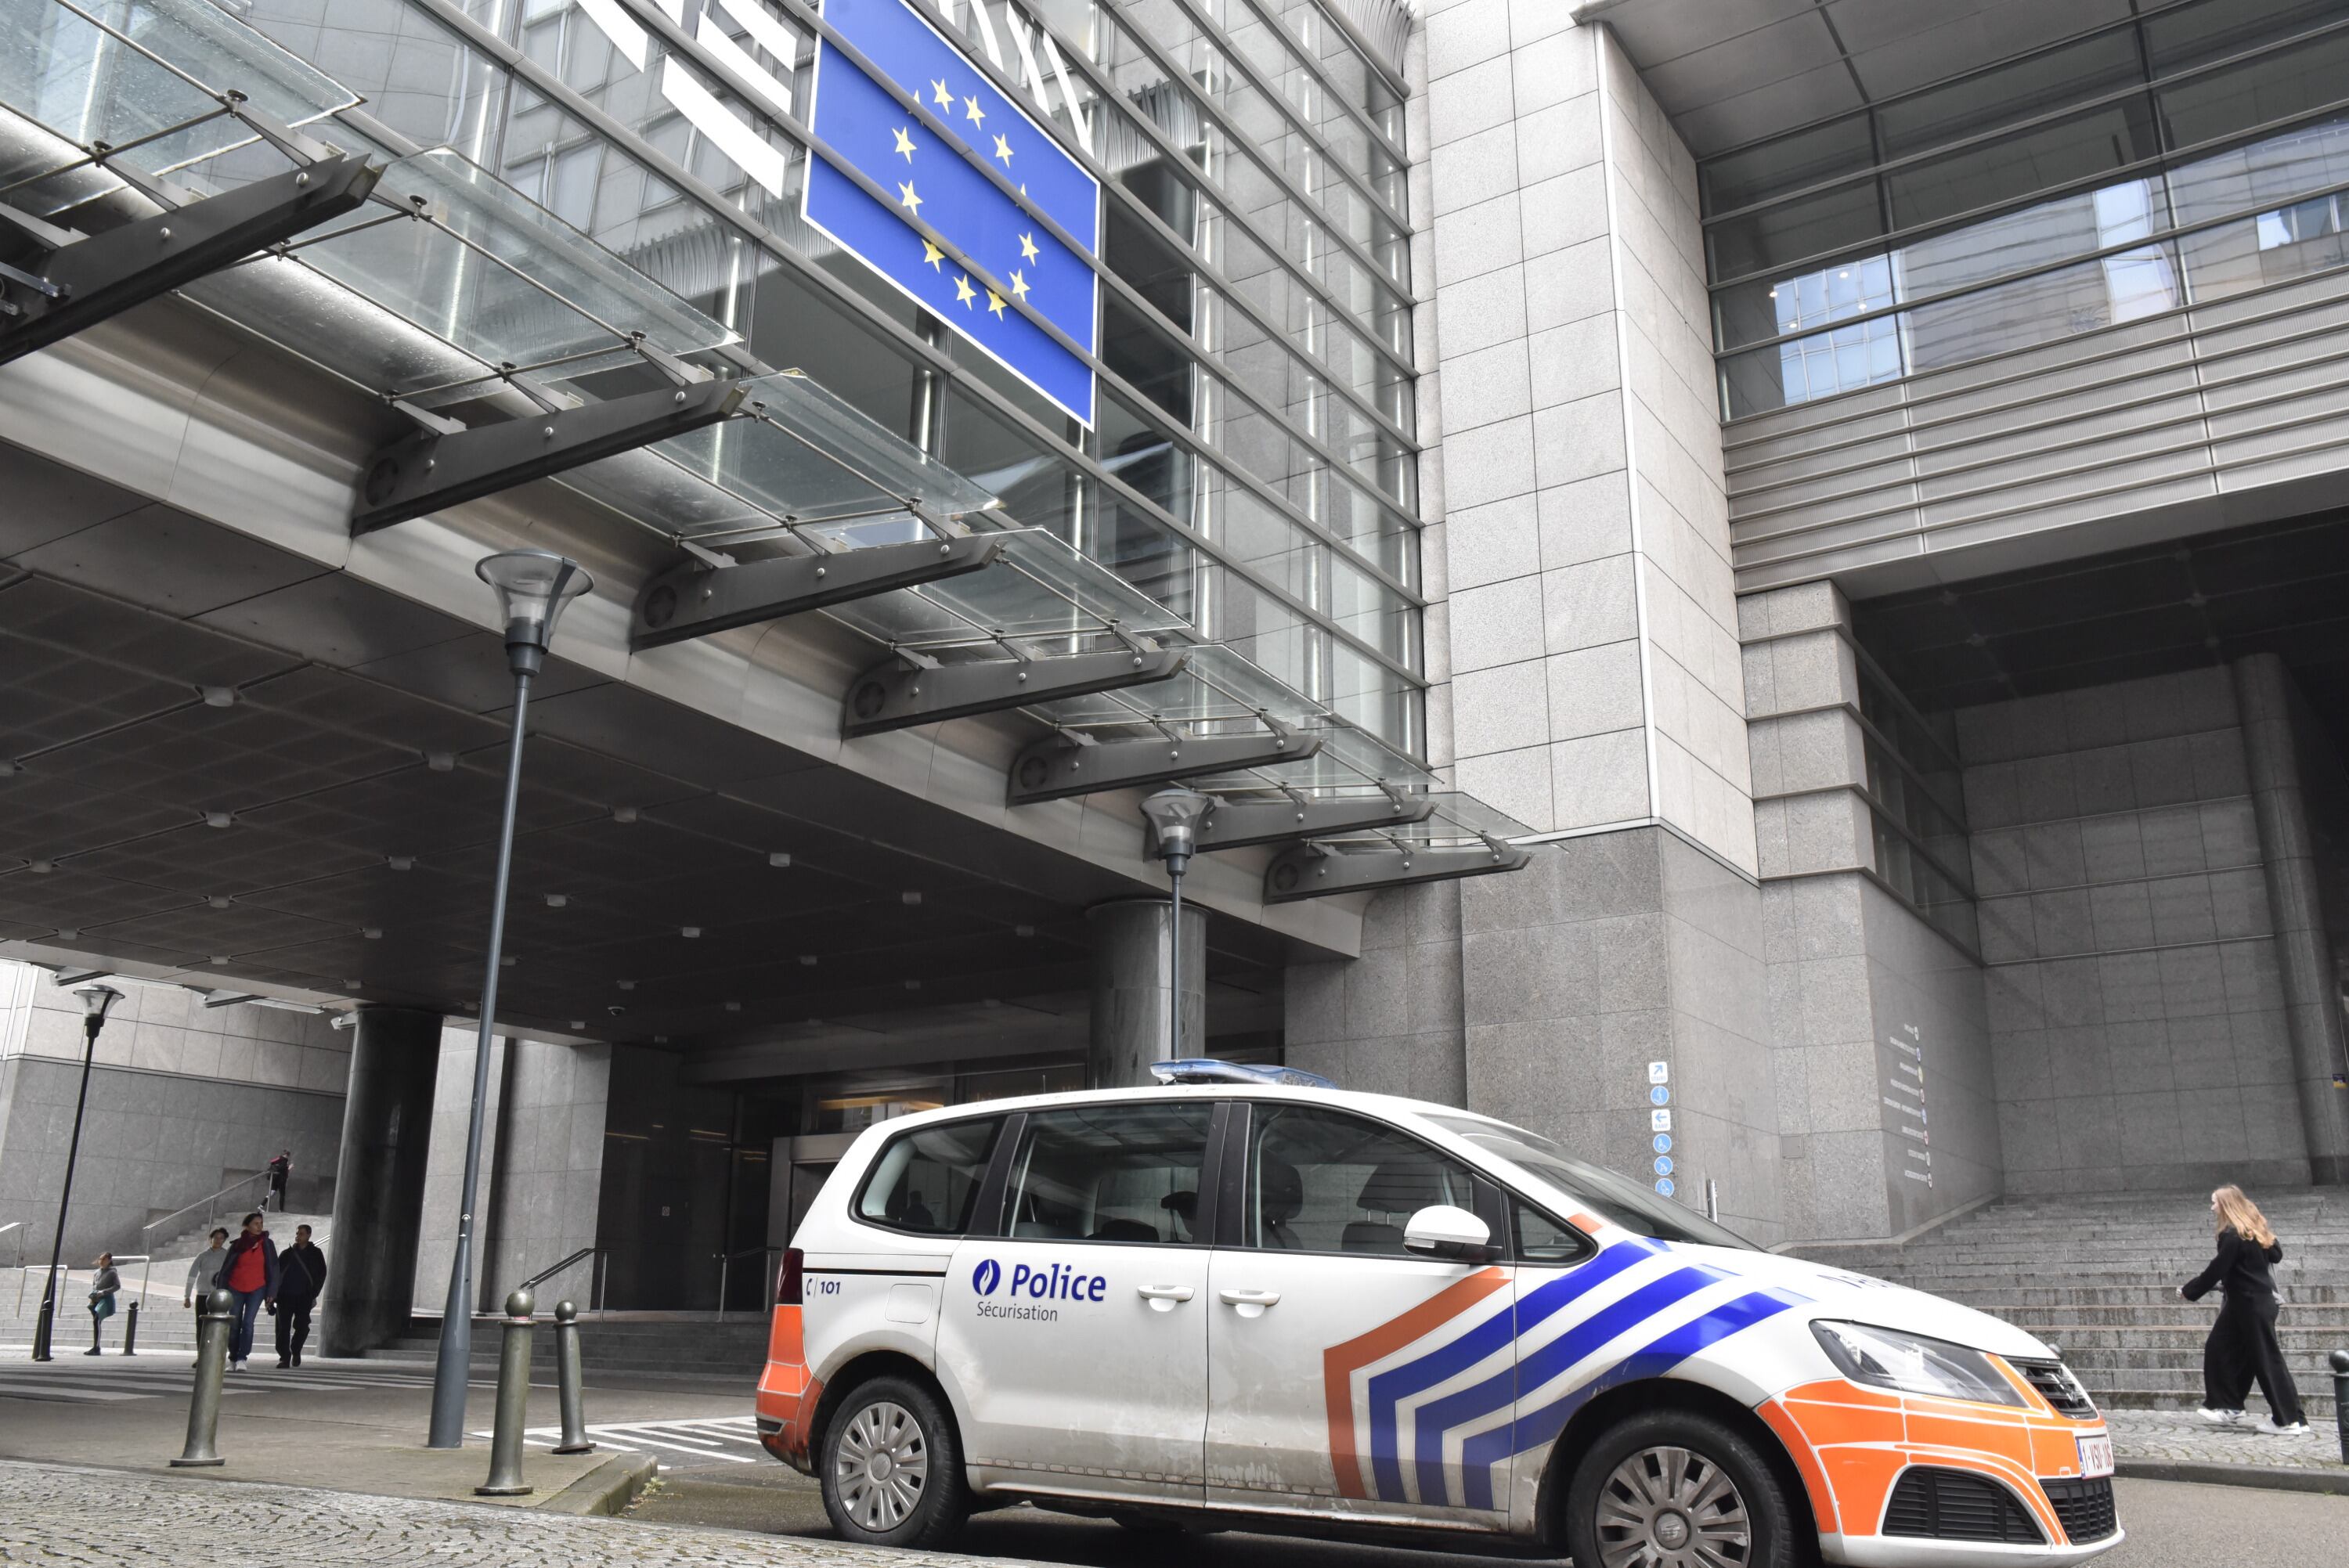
[845,1112,1008,1241]
[1214,1100,1507,1260]
[980,1098,1232,1248]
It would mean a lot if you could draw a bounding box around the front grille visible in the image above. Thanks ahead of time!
[2043,1477,2118,1542]
[2011,1357,2098,1419]
[1883,1468,2044,1544]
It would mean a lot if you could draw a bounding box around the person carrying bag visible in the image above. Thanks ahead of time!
[85,1253,120,1357]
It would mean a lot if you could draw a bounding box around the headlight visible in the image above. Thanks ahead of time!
[1811,1320,2027,1408]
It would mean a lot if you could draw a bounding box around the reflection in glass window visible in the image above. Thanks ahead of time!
[1244,1105,1476,1256]
[1902,243,2178,374]
[999,1103,1212,1244]
[855,1117,1001,1235]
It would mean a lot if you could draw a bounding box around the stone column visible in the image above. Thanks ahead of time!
[320,1006,441,1356]
[1087,899,1206,1087]
[2234,654,2349,1184]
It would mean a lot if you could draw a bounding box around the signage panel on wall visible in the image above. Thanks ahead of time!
[805,0,1102,425]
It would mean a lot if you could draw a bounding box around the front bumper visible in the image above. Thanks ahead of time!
[1826,1532,2124,1568]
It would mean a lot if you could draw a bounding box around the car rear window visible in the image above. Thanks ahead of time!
[854,1117,1001,1236]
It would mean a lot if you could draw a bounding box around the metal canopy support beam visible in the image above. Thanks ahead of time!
[352,379,751,534]
[843,647,1189,738]
[1183,792,1436,854]
[630,534,1002,650]
[1261,839,1532,903]
[0,154,380,368]
[1009,717,1320,806]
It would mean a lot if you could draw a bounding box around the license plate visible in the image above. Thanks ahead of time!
[2076,1433,2114,1478]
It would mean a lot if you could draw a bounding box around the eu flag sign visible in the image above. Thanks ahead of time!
[805,0,1101,427]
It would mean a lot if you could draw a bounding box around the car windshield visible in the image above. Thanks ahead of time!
[1420,1113,1757,1251]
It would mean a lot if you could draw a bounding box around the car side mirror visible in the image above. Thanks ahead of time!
[1402,1205,1492,1261]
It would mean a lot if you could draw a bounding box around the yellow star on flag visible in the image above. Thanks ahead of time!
[897,181,922,215]
[963,95,986,127]
[987,290,1005,318]
[921,239,944,271]
[992,133,1015,166]
[954,273,977,308]
[893,127,917,161]
[1008,269,1030,301]
[1018,232,1041,263]
[930,79,952,110]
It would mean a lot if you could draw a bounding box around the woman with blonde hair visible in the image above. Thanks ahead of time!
[2179,1185,2307,1434]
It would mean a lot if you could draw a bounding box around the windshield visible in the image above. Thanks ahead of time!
[1421,1113,1758,1251]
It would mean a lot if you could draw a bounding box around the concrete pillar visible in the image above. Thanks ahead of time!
[2234,654,2349,1184]
[1087,898,1205,1087]
[320,1006,442,1356]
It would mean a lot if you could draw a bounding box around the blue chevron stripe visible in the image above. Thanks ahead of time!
[1454,1289,1806,1510]
[1365,1241,1657,1503]
[1409,1263,1719,1508]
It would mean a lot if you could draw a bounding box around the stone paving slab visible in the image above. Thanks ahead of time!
[0,1459,998,1568]
[2108,1408,2344,1471]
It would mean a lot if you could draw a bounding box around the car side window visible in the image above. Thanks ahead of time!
[1243,1105,1478,1257]
[854,1117,1001,1235]
[1514,1199,1596,1266]
[998,1102,1213,1244]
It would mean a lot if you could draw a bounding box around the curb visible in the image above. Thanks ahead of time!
[2117,1458,2349,1496]
[538,1451,659,1516]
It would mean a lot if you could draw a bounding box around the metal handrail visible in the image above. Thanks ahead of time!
[139,1171,267,1248]
[2,1223,24,1313]
[715,1245,784,1322]
[514,1247,604,1311]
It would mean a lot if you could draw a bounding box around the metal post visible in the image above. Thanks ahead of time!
[428,669,533,1448]
[122,1300,138,1356]
[478,1289,536,1496]
[551,1299,594,1454]
[31,1011,104,1361]
[1167,867,1184,1058]
[172,1289,232,1467]
[1705,1179,1720,1224]
[717,1251,729,1322]
[2332,1349,2347,1464]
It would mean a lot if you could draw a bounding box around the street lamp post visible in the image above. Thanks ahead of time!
[30,983,123,1361]
[426,550,592,1449]
[1139,789,1212,1061]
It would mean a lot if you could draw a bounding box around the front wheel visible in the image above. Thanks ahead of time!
[818,1375,970,1548]
[1564,1409,1799,1568]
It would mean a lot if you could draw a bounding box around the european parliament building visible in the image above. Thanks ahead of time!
[0,0,2346,1337]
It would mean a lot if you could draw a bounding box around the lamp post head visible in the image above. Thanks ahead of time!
[476,550,594,676]
[1140,788,1214,878]
[74,982,123,1030]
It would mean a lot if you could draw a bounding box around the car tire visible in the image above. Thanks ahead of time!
[818,1375,970,1548]
[1564,1409,1800,1568]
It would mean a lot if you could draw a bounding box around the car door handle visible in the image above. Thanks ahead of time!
[1218,1288,1281,1307]
[1136,1284,1196,1302]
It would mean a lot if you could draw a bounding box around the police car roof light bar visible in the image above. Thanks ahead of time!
[1148,1058,1337,1090]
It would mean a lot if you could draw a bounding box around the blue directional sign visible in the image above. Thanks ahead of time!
[805,0,1100,426]
[1649,1085,1669,1106]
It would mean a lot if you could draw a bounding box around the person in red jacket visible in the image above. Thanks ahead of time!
[213,1212,279,1372]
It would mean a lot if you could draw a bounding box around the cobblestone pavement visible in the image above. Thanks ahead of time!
[2108,1408,2344,1471]
[0,1460,973,1568]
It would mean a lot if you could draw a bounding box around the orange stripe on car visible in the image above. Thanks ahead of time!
[1320,1267,1510,1500]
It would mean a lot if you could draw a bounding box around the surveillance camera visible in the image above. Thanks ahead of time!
[606,1004,627,1018]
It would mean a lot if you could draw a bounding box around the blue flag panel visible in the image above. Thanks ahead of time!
[805,0,1101,426]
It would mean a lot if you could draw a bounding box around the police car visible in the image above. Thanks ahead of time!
[756,1062,2120,1566]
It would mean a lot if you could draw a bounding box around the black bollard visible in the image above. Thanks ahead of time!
[2332,1349,2347,1465]
[550,1299,594,1454]
[172,1289,232,1467]
[477,1289,536,1497]
[122,1300,139,1356]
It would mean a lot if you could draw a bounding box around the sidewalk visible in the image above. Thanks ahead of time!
[2108,1408,2349,1495]
[0,1350,745,1512]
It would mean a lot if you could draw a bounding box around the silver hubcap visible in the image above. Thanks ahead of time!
[833,1399,929,1532]
[1596,1445,1752,1568]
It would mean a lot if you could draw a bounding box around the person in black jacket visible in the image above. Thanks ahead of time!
[2180,1184,2307,1434]
[272,1224,327,1369]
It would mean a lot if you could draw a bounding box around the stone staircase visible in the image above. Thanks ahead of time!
[366,1313,771,1383]
[1793,1191,2349,1420]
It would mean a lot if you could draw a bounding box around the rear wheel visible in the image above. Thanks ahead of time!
[818,1375,969,1548]
[1564,1409,1798,1568]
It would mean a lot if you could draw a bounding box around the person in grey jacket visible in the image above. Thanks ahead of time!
[183,1227,229,1367]
[85,1253,120,1356]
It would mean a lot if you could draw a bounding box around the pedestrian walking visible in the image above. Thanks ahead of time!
[273,1224,327,1369]
[2180,1184,2308,1435]
[183,1227,229,1367]
[265,1150,291,1213]
[213,1212,279,1372]
[85,1253,120,1357]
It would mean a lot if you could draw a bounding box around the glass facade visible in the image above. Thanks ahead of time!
[1706,0,2349,419]
[216,0,1424,749]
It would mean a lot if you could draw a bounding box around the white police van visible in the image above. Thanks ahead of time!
[754,1062,2120,1566]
